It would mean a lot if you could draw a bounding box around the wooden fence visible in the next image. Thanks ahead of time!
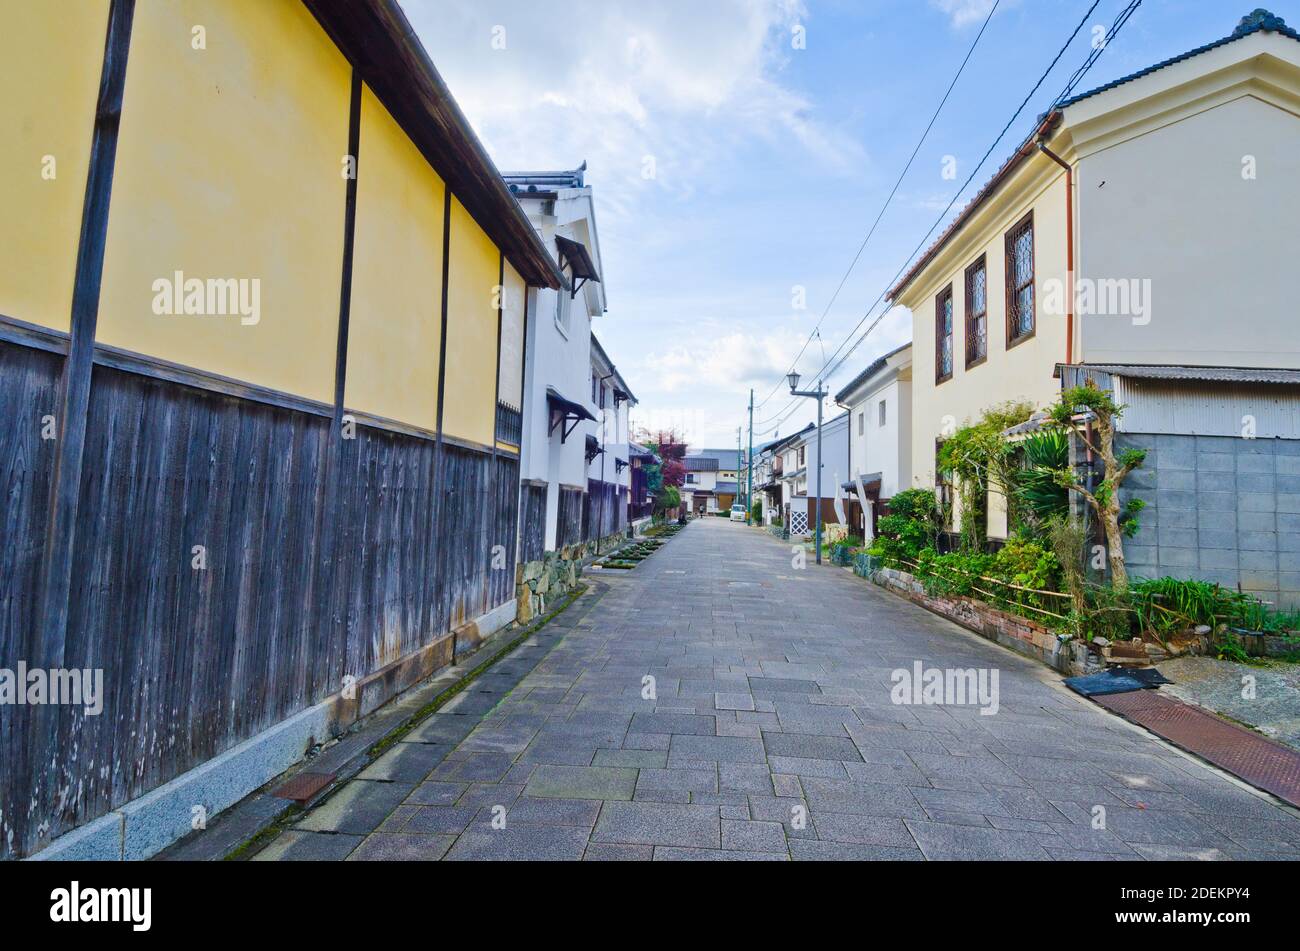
[0,342,519,859]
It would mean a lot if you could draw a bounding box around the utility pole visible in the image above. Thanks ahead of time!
[746,388,754,526]
[736,426,742,514]
[786,372,828,564]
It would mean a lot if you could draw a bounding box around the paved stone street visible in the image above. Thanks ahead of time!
[257,519,1300,861]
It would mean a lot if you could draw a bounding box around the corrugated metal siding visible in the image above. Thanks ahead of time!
[1115,378,1300,438]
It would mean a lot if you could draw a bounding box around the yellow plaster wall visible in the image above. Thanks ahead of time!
[497,260,526,409]
[443,196,502,447]
[344,86,444,430]
[97,0,350,403]
[904,166,1069,532]
[0,1,111,331]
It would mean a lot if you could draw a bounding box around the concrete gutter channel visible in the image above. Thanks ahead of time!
[159,581,606,861]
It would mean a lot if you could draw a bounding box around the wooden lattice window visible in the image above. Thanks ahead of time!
[935,285,954,383]
[1005,211,1035,346]
[965,255,988,368]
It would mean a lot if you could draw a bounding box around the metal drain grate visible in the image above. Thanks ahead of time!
[271,771,336,803]
[1095,691,1300,808]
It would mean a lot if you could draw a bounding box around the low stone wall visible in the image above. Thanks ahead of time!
[870,566,1098,677]
[516,531,626,624]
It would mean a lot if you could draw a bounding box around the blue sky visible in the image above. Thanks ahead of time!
[406,0,1290,448]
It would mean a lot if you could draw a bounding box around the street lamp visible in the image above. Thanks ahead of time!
[788,372,828,564]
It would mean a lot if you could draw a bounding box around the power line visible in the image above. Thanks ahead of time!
[748,0,1143,447]
[793,0,1130,394]
[753,0,1004,411]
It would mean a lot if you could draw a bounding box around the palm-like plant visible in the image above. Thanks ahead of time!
[1014,429,1070,529]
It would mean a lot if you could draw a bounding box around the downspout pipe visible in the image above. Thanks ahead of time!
[1037,141,1074,365]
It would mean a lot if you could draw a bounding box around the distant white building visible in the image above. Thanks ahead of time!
[834,343,912,536]
[589,333,635,538]
[506,164,620,558]
[683,448,742,514]
[777,414,850,534]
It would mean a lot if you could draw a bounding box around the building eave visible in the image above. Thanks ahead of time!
[303,0,565,290]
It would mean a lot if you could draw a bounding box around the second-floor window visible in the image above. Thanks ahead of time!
[1006,212,1035,345]
[878,399,887,426]
[858,412,864,436]
[965,256,988,367]
[555,286,571,333]
[935,285,954,383]
[798,446,806,467]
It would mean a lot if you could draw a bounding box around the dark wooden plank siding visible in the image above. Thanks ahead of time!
[556,486,585,549]
[2,359,514,859]
[0,341,62,863]
[518,481,548,564]
[585,478,620,542]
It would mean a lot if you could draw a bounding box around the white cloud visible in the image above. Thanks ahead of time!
[403,0,864,217]
[929,0,1016,29]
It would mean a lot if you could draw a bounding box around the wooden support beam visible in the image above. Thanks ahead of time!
[36,0,136,671]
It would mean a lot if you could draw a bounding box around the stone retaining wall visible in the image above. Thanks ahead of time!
[870,567,1098,677]
[516,531,626,624]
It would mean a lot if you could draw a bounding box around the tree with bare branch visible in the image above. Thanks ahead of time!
[1045,381,1147,593]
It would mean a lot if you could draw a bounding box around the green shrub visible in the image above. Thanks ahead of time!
[874,489,941,566]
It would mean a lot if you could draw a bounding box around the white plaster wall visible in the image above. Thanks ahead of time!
[1077,95,1300,369]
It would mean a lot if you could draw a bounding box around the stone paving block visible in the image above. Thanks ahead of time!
[653,847,787,861]
[789,840,924,861]
[721,818,788,852]
[800,778,925,818]
[428,752,516,783]
[715,693,756,711]
[402,716,477,745]
[253,830,364,861]
[768,756,850,780]
[593,748,669,768]
[592,801,722,848]
[669,734,766,764]
[629,712,717,735]
[763,731,864,762]
[347,832,455,861]
[515,742,599,766]
[912,786,1007,818]
[402,805,479,835]
[716,720,763,738]
[772,774,803,798]
[505,796,602,828]
[909,752,1032,787]
[636,767,718,794]
[841,758,928,787]
[719,763,773,794]
[456,783,523,811]
[524,765,638,801]
[296,780,414,835]
[812,812,915,848]
[905,820,1054,860]
[406,780,467,807]
[445,825,590,861]
[358,743,453,782]
[583,842,655,861]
